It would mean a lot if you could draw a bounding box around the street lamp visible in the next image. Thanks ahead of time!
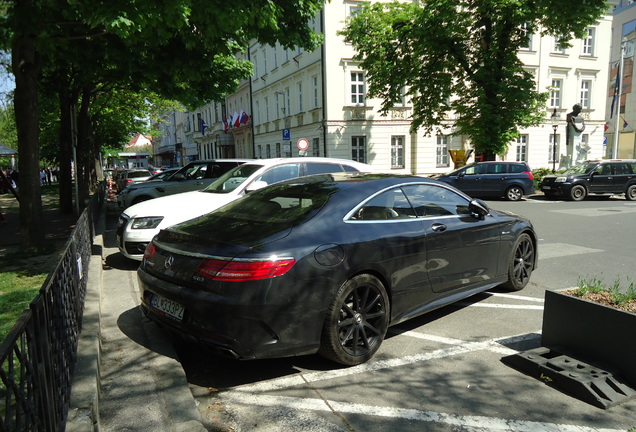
[551,108,559,173]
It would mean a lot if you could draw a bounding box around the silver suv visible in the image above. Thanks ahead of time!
[117,159,249,209]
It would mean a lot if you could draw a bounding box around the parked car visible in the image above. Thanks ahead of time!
[115,169,152,192]
[117,157,373,260]
[433,161,535,201]
[539,159,636,201]
[145,167,180,182]
[137,173,537,365]
[117,159,250,209]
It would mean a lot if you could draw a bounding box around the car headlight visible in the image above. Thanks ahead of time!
[554,177,567,183]
[131,217,164,229]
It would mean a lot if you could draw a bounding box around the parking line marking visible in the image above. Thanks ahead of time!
[223,393,623,432]
[455,302,544,309]
[232,333,539,394]
[484,292,545,303]
[539,243,603,260]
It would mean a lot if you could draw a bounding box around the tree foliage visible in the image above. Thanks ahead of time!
[341,0,609,158]
[0,0,324,249]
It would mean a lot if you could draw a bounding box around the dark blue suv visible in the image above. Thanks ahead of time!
[433,161,535,201]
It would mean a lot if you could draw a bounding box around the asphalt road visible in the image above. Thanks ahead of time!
[166,194,636,432]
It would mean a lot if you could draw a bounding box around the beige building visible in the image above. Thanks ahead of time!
[164,1,617,173]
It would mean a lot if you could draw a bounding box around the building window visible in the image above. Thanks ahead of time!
[285,87,291,117]
[550,79,562,108]
[262,49,267,75]
[391,136,405,169]
[312,138,320,157]
[520,23,532,50]
[273,44,278,69]
[515,134,528,162]
[552,36,567,54]
[580,80,591,109]
[264,97,269,122]
[350,72,365,105]
[266,144,271,158]
[298,82,303,112]
[275,95,281,120]
[257,145,263,158]
[352,136,366,163]
[436,135,449,167]
[549,134,560,164]
[276,143,281,158]
[313,76,319,108]
[582,27,595,56]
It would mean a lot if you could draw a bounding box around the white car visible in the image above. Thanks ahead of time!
[116,157,374,260]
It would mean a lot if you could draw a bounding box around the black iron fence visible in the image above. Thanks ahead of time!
[0,186,103,432]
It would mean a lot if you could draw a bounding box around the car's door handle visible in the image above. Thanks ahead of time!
[431,223,447,232]
[195,181,204,185]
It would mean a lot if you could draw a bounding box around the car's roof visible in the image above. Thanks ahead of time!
[184,158,252,164]
[243,157,374,169]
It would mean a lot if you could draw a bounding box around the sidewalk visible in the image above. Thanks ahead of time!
[62,201,207,432]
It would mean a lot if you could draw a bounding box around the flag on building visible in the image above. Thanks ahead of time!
[233,111,240,128]
[610,65,620,119]
[623,117,629,129]
[240,110,249,124]
[223,118,229,133]
[604,123,609,132]
[200,119,207,135]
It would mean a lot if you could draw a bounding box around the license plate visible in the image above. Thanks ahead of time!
[151,294,185,321]
[542,186,551,190]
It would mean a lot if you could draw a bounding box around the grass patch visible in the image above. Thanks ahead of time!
[0,245,62,340]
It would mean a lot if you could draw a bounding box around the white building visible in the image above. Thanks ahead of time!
[170,1,616,174]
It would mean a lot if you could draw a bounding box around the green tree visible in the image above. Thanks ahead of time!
[1,0,323,250]
[341,0,609,159]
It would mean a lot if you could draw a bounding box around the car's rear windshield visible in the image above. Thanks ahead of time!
[214,182,331,225]
[201,164,264,194]
[128,171,150,178]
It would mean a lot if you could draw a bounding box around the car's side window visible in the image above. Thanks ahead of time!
[304,163,345,175]
[613,163,630,175]
[464,164,485,175]
[256,164,300,185]
[485,164,506,174]
[351,189,415,221]
[401,184,470,217]
[630,163,636,174]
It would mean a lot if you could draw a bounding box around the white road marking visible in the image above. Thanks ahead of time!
[224,332,622,431]
[455,302,544,309]
[483,292,545,303]
[223,393,624,432]
[551,207,636,217]
[539,242,603,260]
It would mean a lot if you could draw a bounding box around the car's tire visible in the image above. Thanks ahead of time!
[626,184,636,201]
[131,195,152,206]
[569,184,587,201]
[505,185,524,201]
[501,233,534,292]
[319,274,389,366]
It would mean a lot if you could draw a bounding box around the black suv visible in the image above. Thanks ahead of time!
[433,161,535,201]
[539,159,636,201]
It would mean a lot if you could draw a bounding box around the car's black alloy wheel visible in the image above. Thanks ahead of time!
[319,274,389,365]
[626,184,636,201]
[502,233,534,291]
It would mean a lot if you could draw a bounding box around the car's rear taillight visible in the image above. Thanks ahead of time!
[125,179,133,184]
[197,258,296,281]
[523,171,534,180]
[143,242,156,259]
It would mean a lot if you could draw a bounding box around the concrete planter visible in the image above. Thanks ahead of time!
[541,289,636,386]
[503,289,636,409]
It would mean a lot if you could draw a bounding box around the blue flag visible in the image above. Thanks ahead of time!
[610,65,620,119]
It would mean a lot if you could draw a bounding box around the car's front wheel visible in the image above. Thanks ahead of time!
[501,233,534,291]
[626,184,636,201]
[569,184,587,201]
[505,185,524,201]
[319,274,389,366]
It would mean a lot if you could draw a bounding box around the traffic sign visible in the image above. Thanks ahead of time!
[297,138,309,151]
[282,128,291,141]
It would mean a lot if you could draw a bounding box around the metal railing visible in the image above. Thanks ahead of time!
[0,185,103,432]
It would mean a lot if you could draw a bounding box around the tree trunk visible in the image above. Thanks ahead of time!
[12,32,44,250]
[58,90,74,214]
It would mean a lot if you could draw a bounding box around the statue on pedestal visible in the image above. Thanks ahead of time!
[566,104,586,166]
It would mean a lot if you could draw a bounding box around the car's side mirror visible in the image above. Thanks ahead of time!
[245,180,268,193]
[172,173,185,181]
[468,199,489,220]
